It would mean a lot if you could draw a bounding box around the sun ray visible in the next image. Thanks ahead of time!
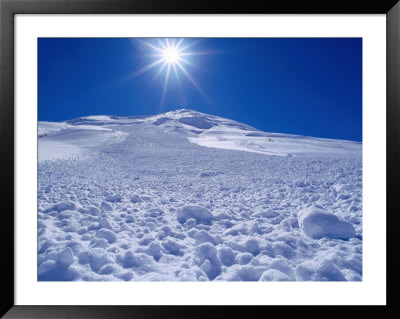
[172,63,182,91]
[172,63,180,81]
[144,61,168,92]
[166,38,172,49]
[176,61,204,94]
[160,63,171,107]
[138,40,165,53]
[131,59,164,77]
[157,38,168,50]
[178,39,202,52]
[179,51,216,57]
[178,57,203,71]
[175,38,184,48]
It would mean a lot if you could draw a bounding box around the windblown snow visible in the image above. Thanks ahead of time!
[38,109,362,281]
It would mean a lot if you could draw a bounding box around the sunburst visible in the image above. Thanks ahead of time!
[133,38,206,107]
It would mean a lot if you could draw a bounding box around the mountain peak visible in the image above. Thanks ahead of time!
[167,108,200,115]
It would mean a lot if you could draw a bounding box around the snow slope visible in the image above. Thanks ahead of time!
[54,109,361,157]
[38,109,362,281]
[38,124,127,161]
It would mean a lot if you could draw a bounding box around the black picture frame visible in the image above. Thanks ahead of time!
[1,0,399,318]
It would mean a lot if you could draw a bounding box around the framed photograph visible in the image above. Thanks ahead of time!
[1,0,399,317]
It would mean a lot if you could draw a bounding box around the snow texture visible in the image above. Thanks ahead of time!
[38,109,362,281]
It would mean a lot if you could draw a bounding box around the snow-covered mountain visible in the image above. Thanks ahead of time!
[39,108,361,161]
[37,109,362,282]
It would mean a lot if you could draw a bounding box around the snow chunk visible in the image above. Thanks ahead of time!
[199,171,220,178]
[270,257,294,278]
[195,243,221,280]
[79,205,100,216]
[236,265,267,281]
[105,194,122,203]
[296,259,346,281]
[195,230,219,246]
[38,260,56,277]
[130,195,142,203]
[122,251,140,268]
[98,218,112,230]
[218,247,236,267]
[183,218,197,229]
[44,201,76,213]
[95,228,117,243]
[145,242,163,261]
[237,253,253,265]
[259,269,291,281]
[78,248,113,272]
[90,238,109,249]
[161,238,186,256]
[118,272,133,281]
[177,205,214,225]
[244,239,261,256]
[100,201,113,212]
[122,250,155,269]
[98,264,118,275]
[56,247,74,268]
[298,206,356,239]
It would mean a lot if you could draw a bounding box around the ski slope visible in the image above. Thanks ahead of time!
[38,109,362,281]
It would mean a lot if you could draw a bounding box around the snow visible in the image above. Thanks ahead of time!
[43,201,76,213]
[295,259,347,281]
[259,269,291,281]
[78,248,113,272]
[38,108,362,281]
[195,243,222,280]
[188,130,361,157]
[298,206,356,239]
[218,247,236,266]
[161,238,186,256]
[38,121,127,161]
[237,252,254,265]
[177,205,214,225]
[195,230,220,246]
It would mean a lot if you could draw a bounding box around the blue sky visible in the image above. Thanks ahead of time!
[38,38,362,141]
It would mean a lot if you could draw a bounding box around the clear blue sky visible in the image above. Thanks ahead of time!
[38,38,362,141]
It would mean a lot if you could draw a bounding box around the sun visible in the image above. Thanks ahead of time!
[132,38,209,107]
[162,47,181,64]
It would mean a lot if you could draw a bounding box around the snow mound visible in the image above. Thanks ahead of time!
[298,206,356,239]
[177,205,214,225]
